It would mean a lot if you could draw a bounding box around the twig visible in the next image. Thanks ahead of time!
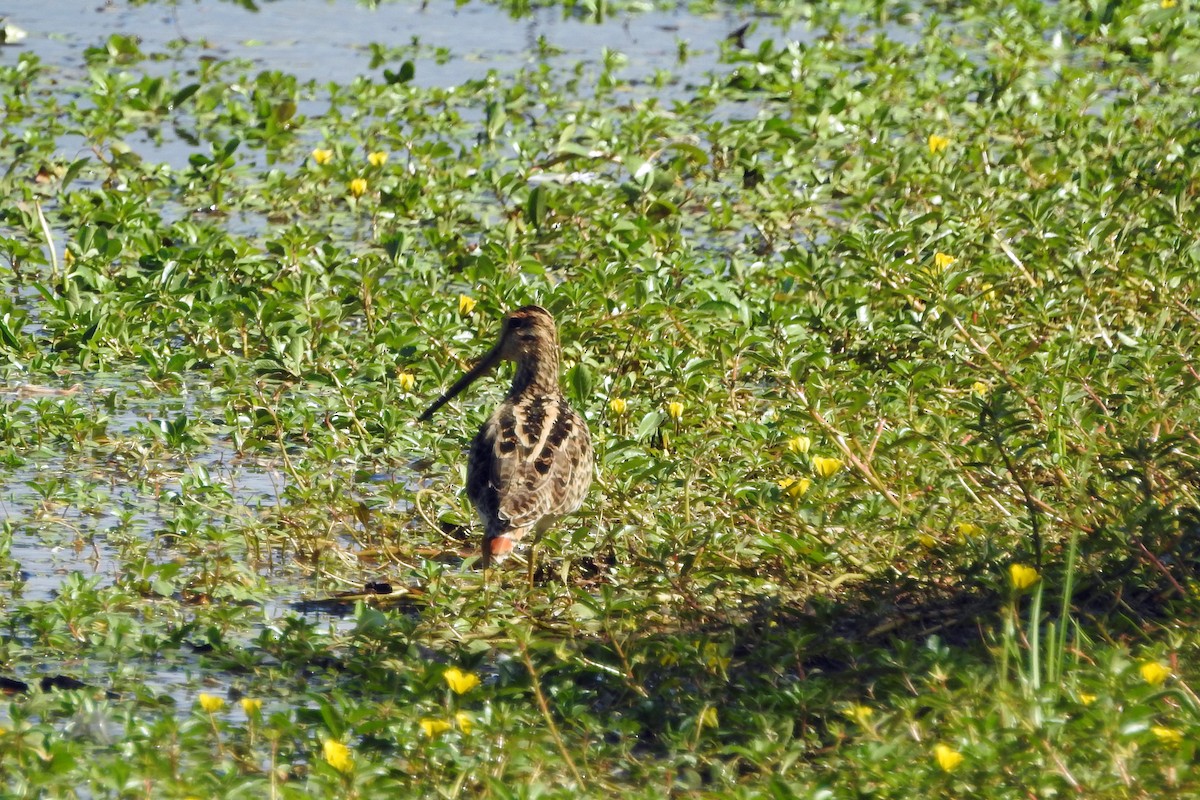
[866,417,885,462]
[991,232,1037,287]
[1132,538,1186,598]
[794,385,903,512]
[516,636,585,787]
[992,427,1042,566]
[603,625,649,698]
[948,314,1046,426]
[414,488,445,534]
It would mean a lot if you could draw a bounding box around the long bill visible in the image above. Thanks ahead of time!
[417,343,503,422]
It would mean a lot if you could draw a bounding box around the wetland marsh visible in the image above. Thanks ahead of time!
[1,0,1199,796]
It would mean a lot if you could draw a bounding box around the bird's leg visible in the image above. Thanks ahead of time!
[526,540,538,590]
[482,557,494,609]
[526,517,555,591]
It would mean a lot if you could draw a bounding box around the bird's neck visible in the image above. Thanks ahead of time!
[509,349,561,397]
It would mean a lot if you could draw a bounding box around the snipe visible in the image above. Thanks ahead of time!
[419,305,593,569]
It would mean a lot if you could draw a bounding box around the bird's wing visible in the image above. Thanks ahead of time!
[470,395,592,532]
[467,422,501,533]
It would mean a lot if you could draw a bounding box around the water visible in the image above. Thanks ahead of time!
[0,376,289,604]
[12,0,753,89]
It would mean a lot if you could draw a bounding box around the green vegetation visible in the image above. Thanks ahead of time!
[2,0,1199,796]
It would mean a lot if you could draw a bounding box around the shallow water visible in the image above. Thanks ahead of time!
[0,377,288,603]
[15,1,754,91]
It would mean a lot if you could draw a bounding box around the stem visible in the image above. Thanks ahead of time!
[34,200,58,280]
[516,636,584,787]
[207,712,227,757]
[995,433,1042,566]
[794,385,903,512]
[1027,581,1042,696]
[1052,528,1080,687]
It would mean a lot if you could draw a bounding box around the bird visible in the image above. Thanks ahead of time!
[418,305,593,571]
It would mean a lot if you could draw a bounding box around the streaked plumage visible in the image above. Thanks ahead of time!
[419,305,593,568]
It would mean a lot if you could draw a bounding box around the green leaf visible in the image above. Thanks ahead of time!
[635,410,664,440]
[567,362,593,406]
[384,60,416,85]
[60,157,90,192]
[525,185,548,230]
[171,83,200,109]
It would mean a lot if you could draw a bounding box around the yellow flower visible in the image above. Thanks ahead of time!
[1078,693,1097,705]
[778,477,811,499]
[420,717,452,737]
[787,435,811,454]
[609,397,628,415]
[933,252,956,271]
[971,381,988,396]
[1140,662,1171,686]
[1009,564,1039,591]
[1152,726,1183,745]
[1161,0,1177,7]
[458,294,477,315]
[812,456,844,478]
[667,401,684,422]
[311,148,333,165]
[845,705,874,726]
[443,667,480,695]
[322,739,353,773]
[197,693,225,713]
[240,698,262,716]
[928,134,950,154]
[348,178,368,197]
[955,522,983,539]
[455,711,473,734]
[398,371,416,393]
[933,743,964,772]
[367,150,389,166]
